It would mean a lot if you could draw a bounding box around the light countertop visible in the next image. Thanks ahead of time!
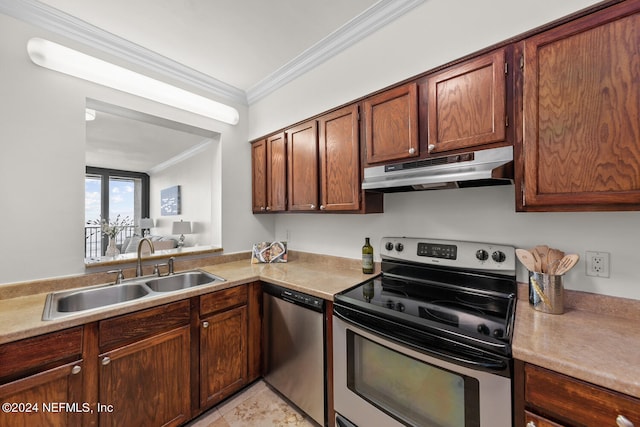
[0,256,373,345]
[512,292,640,399]
[1,255,638,400]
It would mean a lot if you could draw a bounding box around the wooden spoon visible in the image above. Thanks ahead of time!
[516,249,537,272]
[530,250,543,272]
[554,254,579,275]
[546,248,565,273]
[533,245,550,272]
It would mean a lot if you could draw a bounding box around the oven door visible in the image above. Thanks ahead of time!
[333,313,512,427]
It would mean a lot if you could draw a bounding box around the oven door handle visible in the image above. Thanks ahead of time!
[334,309,509,373]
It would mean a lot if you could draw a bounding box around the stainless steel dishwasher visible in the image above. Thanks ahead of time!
[263,283,326,426]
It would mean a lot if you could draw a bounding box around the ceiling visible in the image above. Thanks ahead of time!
[37,0,381,94]
[4,0,423,172]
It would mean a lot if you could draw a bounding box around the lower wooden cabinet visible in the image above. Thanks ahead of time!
[98,326,191,427]
[517,362,640,427]
[0,327,84,427]
[200,305,247,407]
[0,361,85,427]
[97,300,191,427]
[525,410,565,427]
[0,283,263,427]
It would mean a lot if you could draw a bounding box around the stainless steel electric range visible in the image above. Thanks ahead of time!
[333,237,517,427]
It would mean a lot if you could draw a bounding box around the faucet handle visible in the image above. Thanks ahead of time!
[168,257,175,275]
[107,269,124,284]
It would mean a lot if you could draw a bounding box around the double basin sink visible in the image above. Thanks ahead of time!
[43,270,225,321]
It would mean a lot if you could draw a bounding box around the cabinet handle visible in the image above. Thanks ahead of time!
[310,204,316,209]
[202,321,210,328]
[266,206,271,211]
[101,357,111,366]
[526,422,536,427]
[617,415,634,427]
[320,205,326,210]
[260,206,265,211]
[71,365,82,375]
[428,144,435,153]
[408,147,416,155]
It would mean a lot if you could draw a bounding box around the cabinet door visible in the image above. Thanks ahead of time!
[200,305,247,408]
[0,361,84,427]
[427,48,507,153]
[252,139,268,212]
[287,121,319,211]
[267,132,287,212]
[98,326,190,427]
[520,2,640,210]
[319,104,361,211]
[364,82,419,164]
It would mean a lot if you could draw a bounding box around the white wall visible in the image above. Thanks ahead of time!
[150,140,216,247]
[0,13,273,284]
[249,0,640,300]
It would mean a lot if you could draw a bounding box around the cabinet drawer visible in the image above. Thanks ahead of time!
[0,327,83,382]
[525,410,564,427]
[99,300,190,350]
[200,285,247,316]
[525,364,640,426]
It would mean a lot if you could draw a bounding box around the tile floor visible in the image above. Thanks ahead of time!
[185,380,319,427]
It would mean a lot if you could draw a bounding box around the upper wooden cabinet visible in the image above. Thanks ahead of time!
[364,82,419,164]
[267,132,288,212]
[424,48,509,154]
[252,103,382,214]
[518,1,640,211]
[287,121,319,211]
[318,104,361,211]
[251,139,267,212]
[252,133,287,213]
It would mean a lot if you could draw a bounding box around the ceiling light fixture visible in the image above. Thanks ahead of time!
[85,108,96,121]
[27,38,239,125]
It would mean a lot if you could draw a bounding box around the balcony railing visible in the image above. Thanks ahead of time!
[85,225,137,258]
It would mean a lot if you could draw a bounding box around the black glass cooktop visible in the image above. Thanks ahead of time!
[336,263,517,345]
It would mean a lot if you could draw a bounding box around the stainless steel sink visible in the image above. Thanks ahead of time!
[42,270,226,320]
[145,271,225,292]
[55,283,149,313]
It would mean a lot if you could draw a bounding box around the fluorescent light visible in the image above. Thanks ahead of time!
[27,38,239,125]
[85,108,96,121]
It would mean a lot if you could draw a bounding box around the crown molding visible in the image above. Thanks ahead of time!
[1,0,425,106]
[246,0,425,104]
[149,139,213,175]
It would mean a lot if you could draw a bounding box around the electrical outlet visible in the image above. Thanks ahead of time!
[585,251,610,278]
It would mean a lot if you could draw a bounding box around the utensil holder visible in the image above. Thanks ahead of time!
[529,272,564,314]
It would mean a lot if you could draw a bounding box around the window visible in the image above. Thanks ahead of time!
[85,167,149,258]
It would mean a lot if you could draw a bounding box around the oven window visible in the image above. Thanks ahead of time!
[346,330,479,427]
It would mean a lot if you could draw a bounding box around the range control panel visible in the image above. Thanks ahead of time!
[380,237,515,275]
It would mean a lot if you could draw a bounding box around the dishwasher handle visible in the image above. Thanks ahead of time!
[263,283,324,312]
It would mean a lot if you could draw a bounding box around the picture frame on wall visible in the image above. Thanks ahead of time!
[161,185,181,216]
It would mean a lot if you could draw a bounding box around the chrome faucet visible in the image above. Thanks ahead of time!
[135,237,155,277]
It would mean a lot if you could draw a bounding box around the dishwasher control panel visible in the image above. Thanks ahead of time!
[263,283,325,312]
[282,289,323,310]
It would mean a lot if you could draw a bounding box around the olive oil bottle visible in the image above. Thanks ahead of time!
[362,237,374,274]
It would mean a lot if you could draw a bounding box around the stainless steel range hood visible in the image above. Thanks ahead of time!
[362,146,513,192]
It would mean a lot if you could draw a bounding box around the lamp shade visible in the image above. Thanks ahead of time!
[139,218,154,229]
[172,221,191,235]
